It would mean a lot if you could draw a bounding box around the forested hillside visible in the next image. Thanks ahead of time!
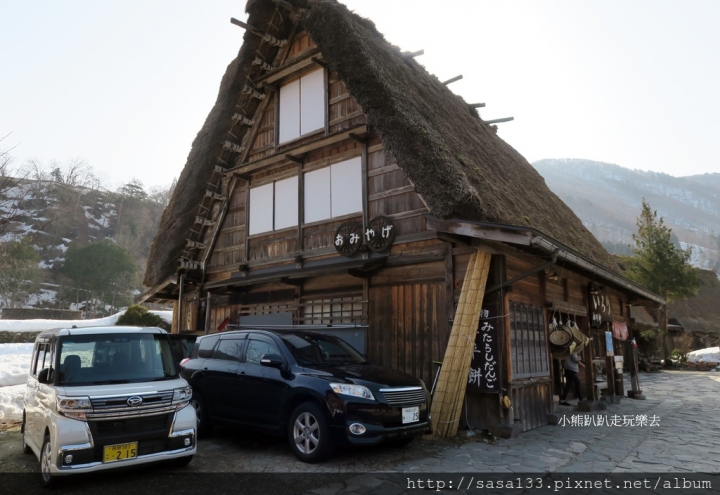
[533,158,720,271]
[0,158,173,315]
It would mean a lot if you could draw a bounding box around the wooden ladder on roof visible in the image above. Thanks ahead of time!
[179,5,295,274]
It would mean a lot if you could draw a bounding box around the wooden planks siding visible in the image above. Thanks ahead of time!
[248,100,276,162]
[328,72,366,133]
[207,184,247,272]
[367,145,428,237]
[510,380,552,432]
[367,282,449,386]
[286,31,317,60]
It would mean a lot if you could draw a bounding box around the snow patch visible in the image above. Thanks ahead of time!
[687,347,720,363]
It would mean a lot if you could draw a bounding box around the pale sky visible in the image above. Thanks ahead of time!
[1,1,718,189]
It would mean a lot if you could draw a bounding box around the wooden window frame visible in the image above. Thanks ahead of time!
[509,301,550,379]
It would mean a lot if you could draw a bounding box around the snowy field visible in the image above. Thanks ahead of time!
[0,311,173,423]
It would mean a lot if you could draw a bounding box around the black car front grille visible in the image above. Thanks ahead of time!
[379,387,426,407]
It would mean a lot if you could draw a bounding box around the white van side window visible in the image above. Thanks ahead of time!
[32,343,49,376]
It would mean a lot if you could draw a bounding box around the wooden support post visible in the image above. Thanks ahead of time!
[429,249,492,438]
[204,291,212,334]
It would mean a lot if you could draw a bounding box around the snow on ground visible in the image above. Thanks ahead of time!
[687,346,720,363]
[0,384,26,422]
[0,310,174,422]
[0,309,172,333]
[0,344,33,387]
[0,344,33,422]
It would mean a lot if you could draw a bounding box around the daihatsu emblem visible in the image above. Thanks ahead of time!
[127,396,143,406]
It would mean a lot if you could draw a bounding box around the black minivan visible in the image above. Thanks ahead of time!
[180,328,431,463]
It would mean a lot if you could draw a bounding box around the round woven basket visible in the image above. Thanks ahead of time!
[549,325,573,347]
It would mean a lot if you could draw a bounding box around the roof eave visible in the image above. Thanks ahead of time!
[426,216,666,306]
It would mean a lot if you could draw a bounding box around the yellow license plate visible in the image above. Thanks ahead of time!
[103,442,138,463]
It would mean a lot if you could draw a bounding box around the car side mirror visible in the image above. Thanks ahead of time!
[260,354,284,369]
[38,368,51,384]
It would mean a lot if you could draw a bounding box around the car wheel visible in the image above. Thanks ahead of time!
[287,402,332,463]
[191,393,213,437]
[40,435,59,488]
[21,415,32,455]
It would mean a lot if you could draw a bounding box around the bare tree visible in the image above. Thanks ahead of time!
[0,132,28,237]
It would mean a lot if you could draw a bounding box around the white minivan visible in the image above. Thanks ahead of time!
[22,326,197,487]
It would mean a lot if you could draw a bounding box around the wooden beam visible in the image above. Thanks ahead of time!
[349,133,367,144]
[442,75,463,85]
[468,103,486,108]
[402,49,424,59]
[253,48,321,86]
[230,18,264,36]
[271,0,296,11]
[427,217,534,246]
[285,153,305,165]
[312,56,330,70]
[367,184,414,202]
[485,117,514,124]
[230,18,287,47]
[230,125,368,174]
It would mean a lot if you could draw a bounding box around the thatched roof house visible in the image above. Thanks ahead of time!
[668,270,720,345]
[145,0,628,290]
[142,0,665,435]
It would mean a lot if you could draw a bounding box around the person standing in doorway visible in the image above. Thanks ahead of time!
[559,352,583,406]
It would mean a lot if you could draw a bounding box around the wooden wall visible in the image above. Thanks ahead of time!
[367,280,449,387]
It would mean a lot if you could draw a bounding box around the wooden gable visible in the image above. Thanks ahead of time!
[205,29,429,281]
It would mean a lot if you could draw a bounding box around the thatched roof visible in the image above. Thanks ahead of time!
[668,270,720,335]
[145,0,620,287]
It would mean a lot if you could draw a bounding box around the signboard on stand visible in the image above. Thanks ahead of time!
[467,302,500,394]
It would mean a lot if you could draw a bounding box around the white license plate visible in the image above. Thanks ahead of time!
[402,406,419,424]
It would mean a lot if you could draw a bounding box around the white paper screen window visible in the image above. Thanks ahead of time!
[304,167,331,223]
[279,79,300,144]
[331,157,362,217]
[249,183,274,235]
[273,176,298,230]
[300,69,325,135]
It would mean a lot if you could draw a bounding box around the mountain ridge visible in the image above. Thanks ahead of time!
[533,158,720,271]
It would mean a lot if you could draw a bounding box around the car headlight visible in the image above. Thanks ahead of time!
[330,383,375,400]
[172,386,193,409]
[57,396,92,420]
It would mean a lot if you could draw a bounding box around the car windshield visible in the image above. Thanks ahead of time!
[57,333,178,386]
[281,333,367,366]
